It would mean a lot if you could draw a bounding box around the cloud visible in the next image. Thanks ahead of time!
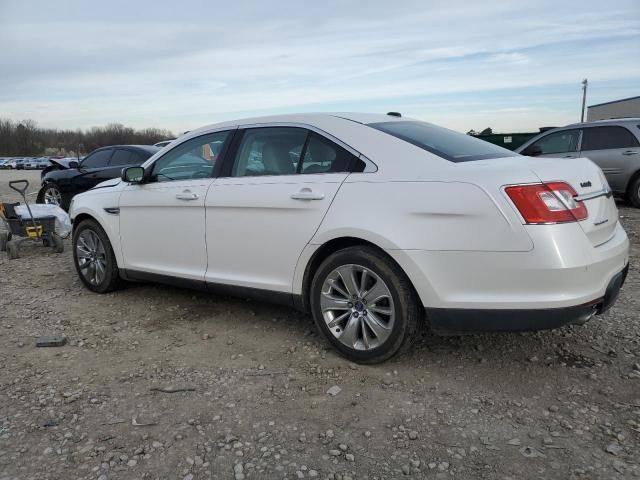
[0,0,638,132]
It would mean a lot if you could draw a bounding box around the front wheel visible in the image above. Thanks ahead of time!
[310,246,420,364]
[72,219,122,293]
[37,183,67,210]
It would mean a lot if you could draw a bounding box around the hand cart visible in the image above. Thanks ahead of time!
[0,180,64,259]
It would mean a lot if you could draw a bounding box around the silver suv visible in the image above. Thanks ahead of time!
[516,118,640,207]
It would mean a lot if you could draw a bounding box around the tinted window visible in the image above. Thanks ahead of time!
[232,127,307,177]
[81,149,112,168]
[531,129,580,155]
[129,151,149,165]
[300,133,356,174]
[581,126,640,151]
[109,149,133,166]
[151,130,231,182]
[369,121,514,162]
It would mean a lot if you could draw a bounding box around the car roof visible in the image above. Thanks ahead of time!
[189,112,412,135]
[96,145,160,154]
[563,117,640,128]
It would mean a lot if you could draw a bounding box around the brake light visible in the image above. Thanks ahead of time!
[505,182,588,224]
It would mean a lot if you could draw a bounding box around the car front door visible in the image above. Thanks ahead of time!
[205,126,360,293]
[73,148,115,191]
[579,125,640,193]
[119,130,233,281]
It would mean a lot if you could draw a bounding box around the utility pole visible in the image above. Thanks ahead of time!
[581,78,588,123]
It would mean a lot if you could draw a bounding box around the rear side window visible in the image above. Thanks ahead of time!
[129,151,149,164]
[368,121,514,162]
[232,127,307,177]
[581,126,640,151]
[109,149,133,166]
[300,133,358,174]
[81,149,112,168]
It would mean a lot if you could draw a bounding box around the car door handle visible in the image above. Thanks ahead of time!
[290,188,325,201]
[622,150,638,156]
[176,190,198,201]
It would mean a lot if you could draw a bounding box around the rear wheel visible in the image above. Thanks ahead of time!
[51,233,64,253]
[72,219,122,293]
[628,176,640,208]
[310,246,420,364]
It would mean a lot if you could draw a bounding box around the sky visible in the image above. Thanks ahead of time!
[0,0,639,134]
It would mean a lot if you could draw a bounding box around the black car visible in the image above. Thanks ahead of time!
[37,145,159,210]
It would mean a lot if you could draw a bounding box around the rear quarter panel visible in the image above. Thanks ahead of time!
[312,178,533,252]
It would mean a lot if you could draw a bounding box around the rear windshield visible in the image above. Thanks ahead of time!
[368,121,516,162]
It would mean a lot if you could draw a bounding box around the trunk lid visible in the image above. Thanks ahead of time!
[522,157,618,246]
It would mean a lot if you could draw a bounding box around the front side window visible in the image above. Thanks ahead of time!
[581,126,640,151]
[81,149,112,168]
[531,129,580,155]
[232,127,307,177]
[369,121,514,162]
[151,130,231,182]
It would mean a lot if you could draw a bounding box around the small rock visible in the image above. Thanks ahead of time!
[507,438,521,446]
[408,431,418,440]
[402,464,411,475]
[326,385,342,396]
[605,443,622,456]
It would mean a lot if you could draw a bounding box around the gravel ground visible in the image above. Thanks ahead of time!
[1,169,639,480]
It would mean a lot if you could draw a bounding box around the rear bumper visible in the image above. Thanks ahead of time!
[389,221,629,310]
[427,265,628,334]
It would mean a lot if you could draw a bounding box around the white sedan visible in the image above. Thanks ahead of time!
[69,113,629,363]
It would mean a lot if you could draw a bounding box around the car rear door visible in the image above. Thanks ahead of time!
[119,130,233,281]
[204,126,359,293]
[579,125,640,193]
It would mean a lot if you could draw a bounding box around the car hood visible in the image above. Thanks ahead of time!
[91,178,122,190]
[49,158,76,169]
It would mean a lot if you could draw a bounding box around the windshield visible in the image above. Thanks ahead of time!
[369,121,516,162]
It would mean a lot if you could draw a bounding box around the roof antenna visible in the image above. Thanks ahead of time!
[387,112,402,117]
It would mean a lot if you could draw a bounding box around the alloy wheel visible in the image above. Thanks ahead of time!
[76,230,107,286]
[320,264,395,350]
[44,187,62,206]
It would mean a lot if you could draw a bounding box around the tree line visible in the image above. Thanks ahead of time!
[0,118,175,157]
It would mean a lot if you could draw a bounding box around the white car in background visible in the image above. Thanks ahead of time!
[69,113,629,363]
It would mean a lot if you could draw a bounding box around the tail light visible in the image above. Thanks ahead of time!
[505,182,588,224]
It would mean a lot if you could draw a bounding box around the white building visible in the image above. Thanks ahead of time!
[587,96,640,121]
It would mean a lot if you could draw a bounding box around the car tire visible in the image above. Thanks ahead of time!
[310,246,420,364]
[51,233,64,253]
[6,241,19,260]
[72,219,122,293]
[0,232,9,252]
[37,183,67,210]
[628,176,640,208]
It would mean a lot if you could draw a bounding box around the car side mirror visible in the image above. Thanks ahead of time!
[68,161,79,169]
[122,166,145,183]
[524,145,543,157]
